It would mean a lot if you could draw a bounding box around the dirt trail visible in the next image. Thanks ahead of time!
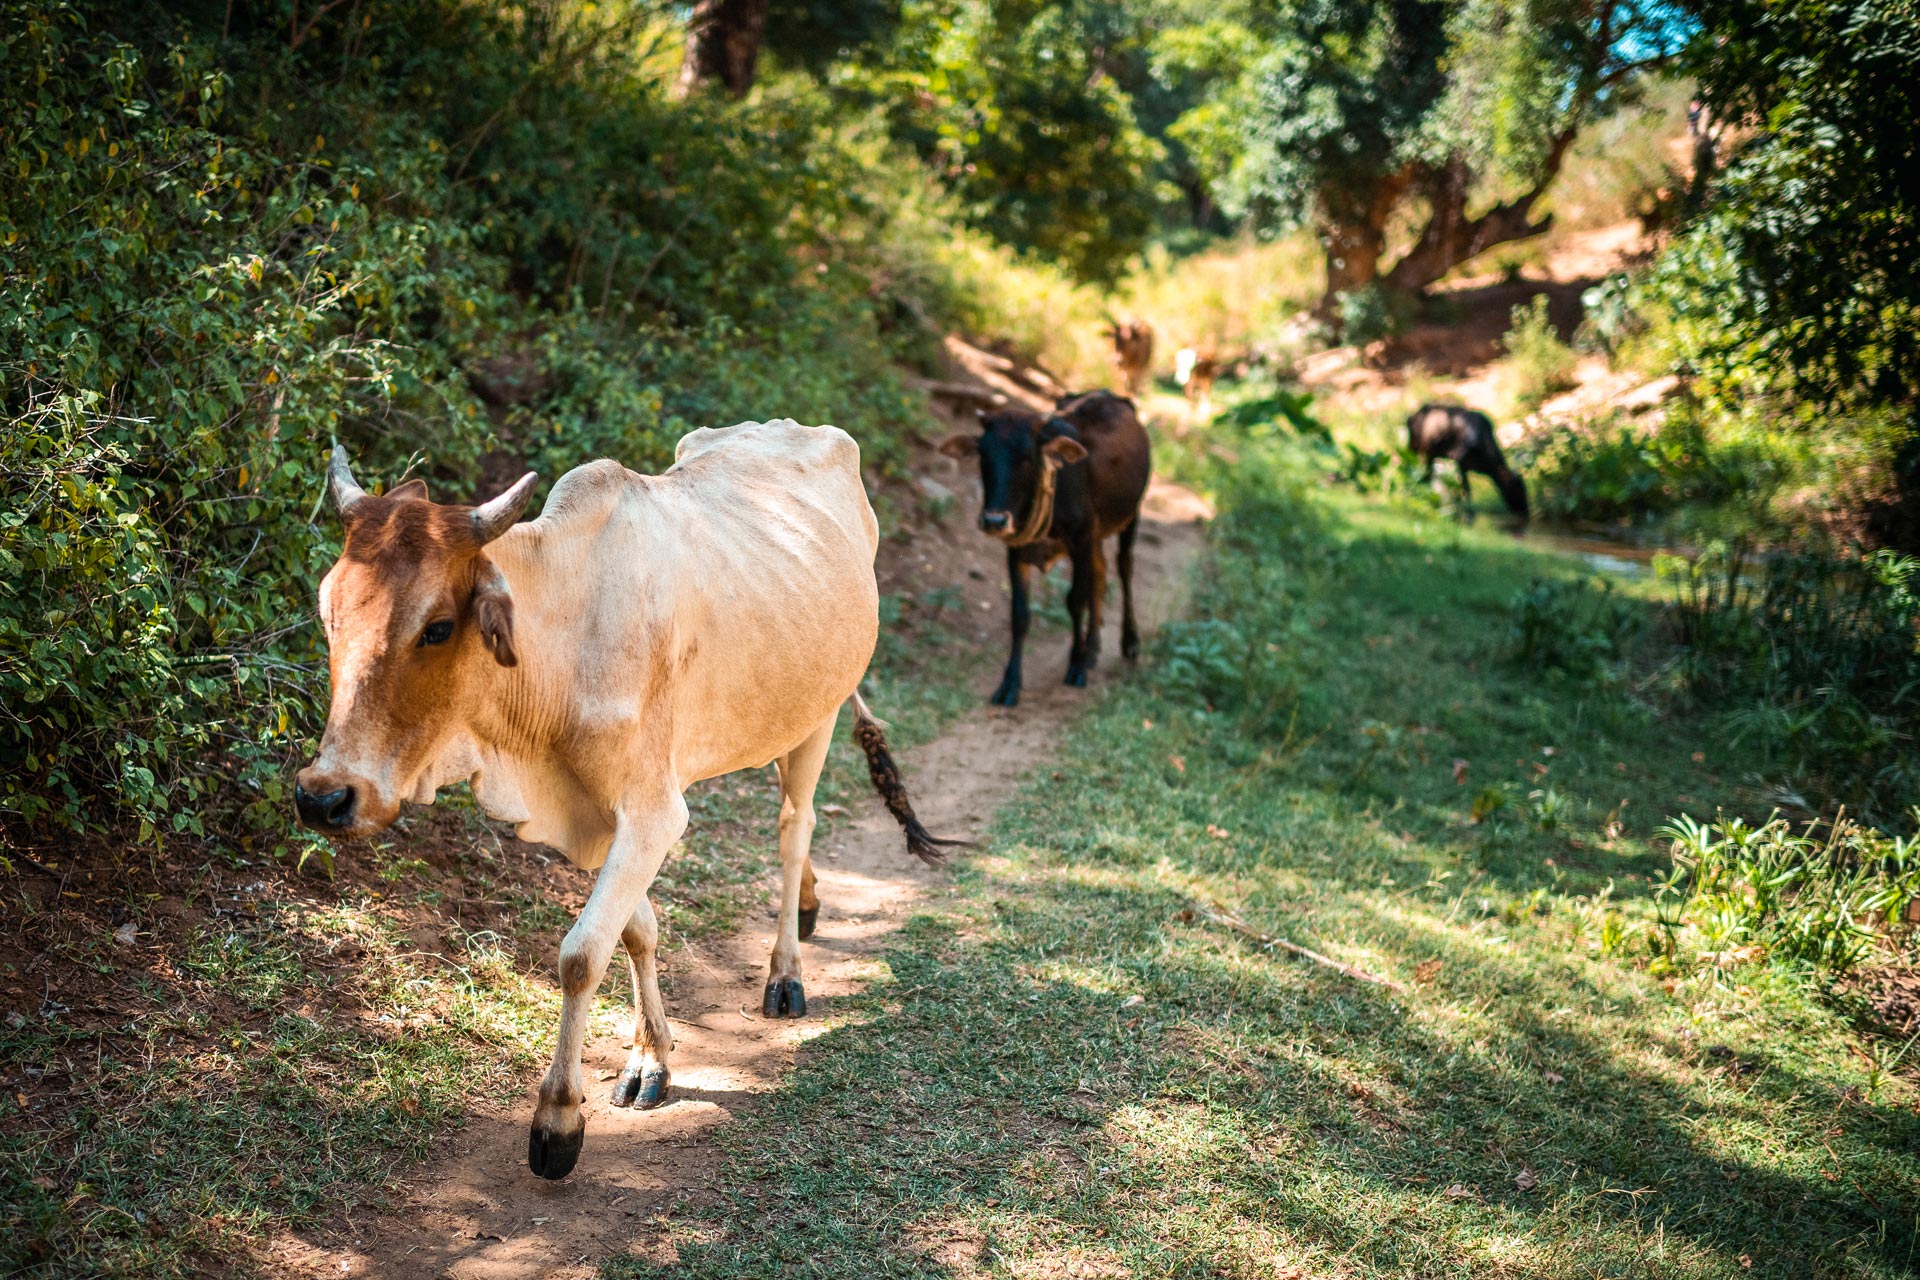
[276,429,1209,1279]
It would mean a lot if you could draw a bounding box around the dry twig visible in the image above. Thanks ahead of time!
[1195,902,1409,995]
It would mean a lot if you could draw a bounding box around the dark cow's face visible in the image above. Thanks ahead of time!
[294,455,532,838]
[939,412,1087,536]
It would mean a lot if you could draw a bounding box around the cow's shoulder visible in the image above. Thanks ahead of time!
[671,419,860,477]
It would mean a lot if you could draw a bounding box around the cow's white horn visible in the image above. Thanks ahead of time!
[471,472,539,545]
[329,445,369,515]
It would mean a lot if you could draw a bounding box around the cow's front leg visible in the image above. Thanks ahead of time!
[529,793,687,1181]
[1064,540,1095,687]
[764,715,834,1018]
[991,553,1031,706]
[609,896,672,1111]
[1117,516,1141,662]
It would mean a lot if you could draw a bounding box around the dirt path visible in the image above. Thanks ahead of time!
[275,474,1209,1280]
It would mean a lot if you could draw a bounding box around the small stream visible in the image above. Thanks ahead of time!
[1525,527,1664,578]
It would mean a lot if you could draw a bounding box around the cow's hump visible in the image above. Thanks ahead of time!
[672,419,859,474]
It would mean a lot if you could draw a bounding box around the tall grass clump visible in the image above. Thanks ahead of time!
[1663,543,1920,820]
[1656,811,1920,976]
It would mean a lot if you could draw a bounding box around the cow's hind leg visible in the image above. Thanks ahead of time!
[1085,537,1108,668]
[1064,539,1095,687]
[1117,515,1141,662]
[529,793,687,1181]
[609,897,673,1110]
[764,714,834,1018]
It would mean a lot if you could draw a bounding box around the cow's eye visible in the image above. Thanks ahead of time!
[419,620,455,647]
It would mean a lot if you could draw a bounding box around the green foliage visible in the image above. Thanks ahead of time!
[0,0,929,846]
[1662,543,1920,820]
[1516,407,1787,523]
[1658,811,1920,975]
[834,0,1165,280]
[1337,281,1415,347]
[1502,295,1578,413]
[1228,0,1678,299]
[1504,576,1642,678]
[1675,0,1920,410]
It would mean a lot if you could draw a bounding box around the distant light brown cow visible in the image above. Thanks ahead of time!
[295,422,963,1180]
[1174,346,1219,424]
[1107,318,1154,396]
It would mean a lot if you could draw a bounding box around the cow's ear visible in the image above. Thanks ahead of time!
[387,479,430,502]
[937,433,978,460]
[1042,436,1088,465]
[472,556,517,668]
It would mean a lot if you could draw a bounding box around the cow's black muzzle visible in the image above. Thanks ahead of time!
[979,509,1011,533]
[294,783,357,832]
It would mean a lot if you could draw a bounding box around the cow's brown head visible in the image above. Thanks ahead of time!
[293,448,537,838]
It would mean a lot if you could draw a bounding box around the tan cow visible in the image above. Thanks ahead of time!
[1106,318,1154,396]
[295,421,962,1180]
[1173,346,1219,426]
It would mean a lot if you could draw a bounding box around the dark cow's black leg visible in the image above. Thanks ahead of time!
[1117,517,1140,662]
[991,553,1030,706]
[1064,539,1094,687]
[1458,463,1476,522]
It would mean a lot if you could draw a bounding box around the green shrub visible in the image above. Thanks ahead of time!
[1656,812,1920,975]
[1501,295,1579,413]
[1504,576,1642,678]
[1516,405,1788,524]
[1662,543,1920,820]
[0,0,928,847]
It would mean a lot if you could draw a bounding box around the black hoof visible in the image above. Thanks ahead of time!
[612,1064,671,1110]
[1064,665,1088,687]
[798,905,818,940]
[527,1122,584,1180]
[762,977,807,1019]
[990,682,1021,707]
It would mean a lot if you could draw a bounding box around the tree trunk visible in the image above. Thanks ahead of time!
[1316,168,1412,331]
[1381,133,1576,296]
[674,0,767,100]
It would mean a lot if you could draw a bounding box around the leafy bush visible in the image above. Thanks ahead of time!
[1504,576,1642,677]
[1656,812,1920,975]
[1335,283,1415,348]
[0,0,933,847]
[1662,543,1920,819]
[1501,295,1579,413]
[1516,405,1789,524]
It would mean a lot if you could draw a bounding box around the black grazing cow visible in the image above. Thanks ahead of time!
[941,390,1152,706]
[1406,403,1529,521]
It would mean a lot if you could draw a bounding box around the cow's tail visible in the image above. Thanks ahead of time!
[849,691,973,866]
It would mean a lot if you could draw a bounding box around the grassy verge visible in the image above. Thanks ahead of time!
[606,442,1919,1278]
[0,583,983,1279]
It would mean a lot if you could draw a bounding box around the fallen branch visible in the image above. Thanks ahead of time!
[1195,902,1409,995]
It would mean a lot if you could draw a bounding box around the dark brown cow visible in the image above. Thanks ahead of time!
[940,390,1152,705]
[1406,403,1530,520]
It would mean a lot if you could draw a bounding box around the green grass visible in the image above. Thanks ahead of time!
[605,446,1918,1278]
